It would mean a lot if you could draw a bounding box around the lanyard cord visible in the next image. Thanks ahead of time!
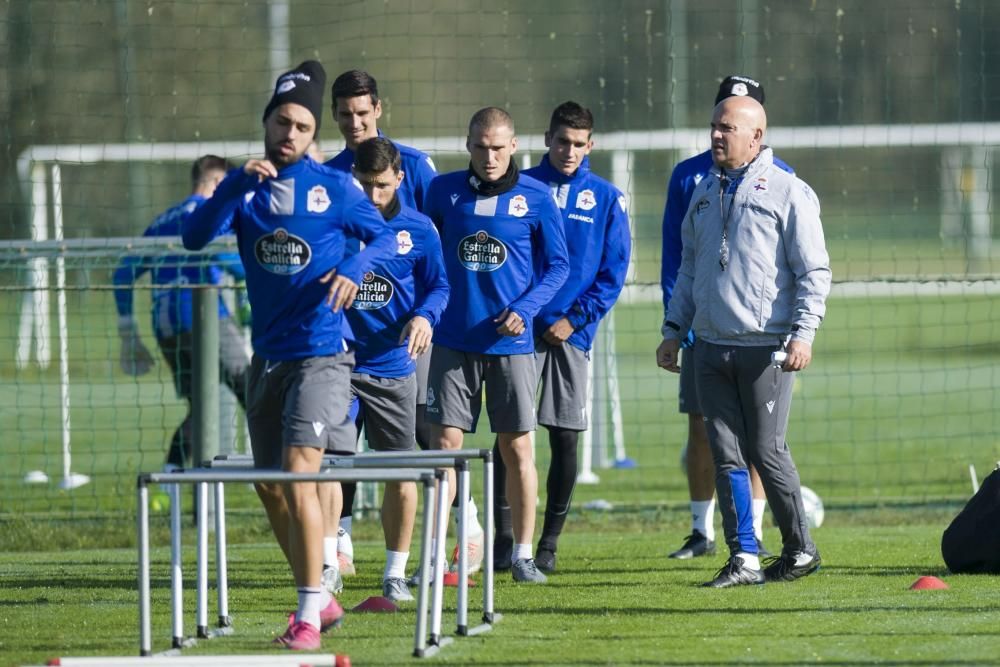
[718,171,740,271]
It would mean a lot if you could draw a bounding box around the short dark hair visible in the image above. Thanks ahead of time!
[354,137,401,174]
[331,70,380,106]
[468,106,515,136]
[191,155,232,185]
[548,101,594,135]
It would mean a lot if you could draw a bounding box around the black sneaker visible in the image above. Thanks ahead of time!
[702,555,765,588]
[535,547,557,573]
[763,550,822,582]
[493,533,513,572]
[755,538,773,558]
[668,531,716,559]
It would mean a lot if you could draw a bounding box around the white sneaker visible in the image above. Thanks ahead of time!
[321,565,343,595]
[337,527,355,576]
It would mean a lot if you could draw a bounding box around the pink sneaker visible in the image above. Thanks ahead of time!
[286,597,345,634]
[319,597,345,631]
[273,620,321,651]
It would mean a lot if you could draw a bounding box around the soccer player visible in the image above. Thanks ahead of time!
[660,75,795,560]
[324,69,486,576]
[658,95,831,587]
[182,61,397,649]
[325,69,437,211]
[423,106,569,584]
[492,101,631,573]
[113,155,250,469]
[341,136,450,601]
[322,70,467,575]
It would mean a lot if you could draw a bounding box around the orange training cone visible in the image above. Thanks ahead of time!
[910,575,949,590]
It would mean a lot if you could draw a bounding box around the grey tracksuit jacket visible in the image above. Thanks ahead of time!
[663,147,831,347]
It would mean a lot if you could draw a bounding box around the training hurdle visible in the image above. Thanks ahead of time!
[210,448,500,648]
[137,468,441,658]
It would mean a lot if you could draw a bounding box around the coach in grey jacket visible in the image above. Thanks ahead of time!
[657,95,831,588]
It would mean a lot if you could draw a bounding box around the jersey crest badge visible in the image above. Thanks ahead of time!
[306,185,331,213]
[576,189,597,211]
[396,229,414,255]
[508,194,529,218]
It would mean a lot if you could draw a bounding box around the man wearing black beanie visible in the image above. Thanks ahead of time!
[657,75,794,564]
[183,60,397,650]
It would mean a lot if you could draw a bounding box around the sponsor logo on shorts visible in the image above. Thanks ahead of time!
[353,271,394,310]
[254,228,311,275]
[458,230,507,272]
[312,421,325,436]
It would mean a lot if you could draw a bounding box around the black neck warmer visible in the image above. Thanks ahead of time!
[467,160,519,197]
[381,194,401,221]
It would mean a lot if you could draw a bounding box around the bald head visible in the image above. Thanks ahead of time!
[710,96,767,169]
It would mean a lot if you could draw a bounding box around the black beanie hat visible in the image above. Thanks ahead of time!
[715,75,765,106]
[262,60,327,131]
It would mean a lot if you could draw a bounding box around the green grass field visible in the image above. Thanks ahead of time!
[3,511,999,666]
[2,248,1000,665]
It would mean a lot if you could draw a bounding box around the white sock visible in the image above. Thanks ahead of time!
[691,499,715,541]
[323,536,338,568]
[337,526,354,561]
[384,550,409,581]
[452,497,485,536]
[467,497,483,536]
[296,586,323,630]
[512,543,532,564]
[752,498,767,541]
[735,552,760,570]
[319,587,332,606]
[339,516,353,535]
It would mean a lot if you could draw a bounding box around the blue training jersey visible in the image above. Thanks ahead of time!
[423,170,569,355]
[345,204,450,377]
[325,131,437,211]
[112,194,244,339]
[661,149,794,314]
[182,157,397,361]
[524,155,632,352]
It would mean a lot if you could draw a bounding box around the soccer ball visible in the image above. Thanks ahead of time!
[800,486,824,528]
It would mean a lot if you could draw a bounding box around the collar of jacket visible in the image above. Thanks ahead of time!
[709,146,774,184]
[535,154,591,184]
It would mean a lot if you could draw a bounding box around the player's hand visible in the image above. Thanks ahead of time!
[399,315,433,359]
[120,333,155,376]
[656,338,681,373]
[243,159,278,182]
[494,309,525,337]
[542,317,574,345]
[782,339,812,372]
[320,269,359,312]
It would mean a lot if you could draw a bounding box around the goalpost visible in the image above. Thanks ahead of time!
[10,121,1000,494]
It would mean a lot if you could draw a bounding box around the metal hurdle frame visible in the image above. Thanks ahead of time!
[210,448,500,648]
[137,468,441,658]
